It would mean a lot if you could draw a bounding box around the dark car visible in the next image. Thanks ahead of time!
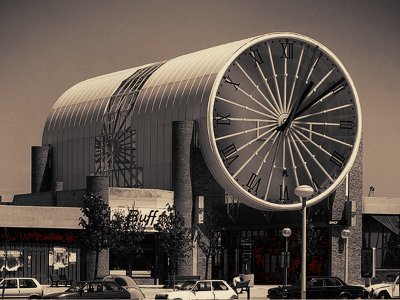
[267,276,368,299]
[43,280,131,299]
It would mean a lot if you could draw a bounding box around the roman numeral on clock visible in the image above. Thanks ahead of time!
[220,143,239,167]
[281,42,294,59]
[340,120,355,129]
[224,75,240,90]
[279,184,289,201]
[216,113,231,125]
[246,173,261,194]
[249,48,263,66]
[330,151,346,167]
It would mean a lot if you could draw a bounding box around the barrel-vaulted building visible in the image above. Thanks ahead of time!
[42,37,250,192]
[0,32,398,285]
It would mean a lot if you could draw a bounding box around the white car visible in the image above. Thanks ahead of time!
[0,277,44,298]
[103,275,145,299]
[155,280,238,300]
[367,274,399,299]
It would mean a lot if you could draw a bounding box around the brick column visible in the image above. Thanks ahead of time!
[85,175,110,279]
[172,121,194,276]
[330,137,363,284]
[31,146,51,193]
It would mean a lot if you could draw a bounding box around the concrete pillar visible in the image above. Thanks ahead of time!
[85,175,110,279]
[172,121,194,276]
[31,146,51,193]
[330,137,363,284]
[52,181,63,206]
[86,175,109,203]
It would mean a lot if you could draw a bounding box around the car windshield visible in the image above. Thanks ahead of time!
[179,281,196,290]
[293,278,312,287]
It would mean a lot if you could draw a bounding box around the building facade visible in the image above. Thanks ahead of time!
[1,32,399,284]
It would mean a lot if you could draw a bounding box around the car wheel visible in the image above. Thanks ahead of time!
[339,294,351,299]
[377,291,390,299]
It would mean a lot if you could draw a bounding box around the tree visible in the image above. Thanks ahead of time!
[110,207,145,277]
[154,204,192,279]
[79,193,112,279]
[194,211,222,279]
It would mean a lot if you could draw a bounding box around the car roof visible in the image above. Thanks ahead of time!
[103,275,141,289]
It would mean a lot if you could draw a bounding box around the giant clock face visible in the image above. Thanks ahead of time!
[207,33,361,210]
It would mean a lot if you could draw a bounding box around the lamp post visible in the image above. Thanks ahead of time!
[282,227,292,297]
[295,185,313,300]
[341,229,351,283]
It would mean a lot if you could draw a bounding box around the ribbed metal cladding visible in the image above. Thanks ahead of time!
[42,35,258,191]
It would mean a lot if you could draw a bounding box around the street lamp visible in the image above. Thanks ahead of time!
[295,185,313,300]
[341,229,351,283]
[282,228,292,297]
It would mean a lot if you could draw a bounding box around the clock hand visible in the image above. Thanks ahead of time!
[294,77,346,119]
[277,81,314,132]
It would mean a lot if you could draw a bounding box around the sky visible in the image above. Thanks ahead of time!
[0,0,399,197]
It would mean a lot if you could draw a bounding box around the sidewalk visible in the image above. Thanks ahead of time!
[43,284,278,299]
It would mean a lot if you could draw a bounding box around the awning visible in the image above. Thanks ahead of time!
[371,215,399,235]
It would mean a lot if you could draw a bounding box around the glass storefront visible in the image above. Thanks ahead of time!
[363,215,400,270]
[213,227,330,284]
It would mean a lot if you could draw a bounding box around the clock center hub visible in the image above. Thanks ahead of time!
[277,113,290,127]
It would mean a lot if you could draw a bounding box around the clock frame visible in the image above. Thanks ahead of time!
[203,32,362,211]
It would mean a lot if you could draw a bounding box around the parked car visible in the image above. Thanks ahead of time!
[103,275,145,299]
[42,280,131,299]
[0,277,43,298]
[155,279,238,300]
[267,276,368,299]
[367,274,399,299]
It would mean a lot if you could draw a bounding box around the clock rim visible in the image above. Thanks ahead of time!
[203,32,362,211]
